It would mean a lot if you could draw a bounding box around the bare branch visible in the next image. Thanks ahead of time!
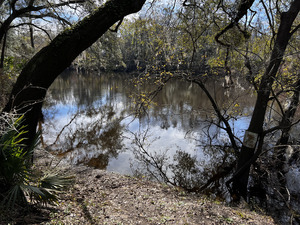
[11,0,18,12]
[9,23,53,40]
[215,0,255,47]
[260,0,275,36]
[182,73,239,153]
[20,12,72,26]
[263,118,300,135]
[290,23,300,36]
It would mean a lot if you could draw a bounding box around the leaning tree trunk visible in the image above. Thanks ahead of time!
[232,0,300,200]
[2,0,146,150]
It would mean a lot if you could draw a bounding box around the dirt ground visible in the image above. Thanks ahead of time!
[1,148,277,225]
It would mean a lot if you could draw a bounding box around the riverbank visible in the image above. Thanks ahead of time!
[1,148,276,224]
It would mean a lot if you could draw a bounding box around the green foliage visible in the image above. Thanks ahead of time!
[0,114,74,208]
[3,56,27,80]
[0,56,27,108]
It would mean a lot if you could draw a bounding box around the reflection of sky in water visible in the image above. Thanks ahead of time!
[48,103,77,118]
[43,106,204,174]
[43,73,256,175]
[107,152,133,174]
[108,121,203,174]
[229,116,251,139]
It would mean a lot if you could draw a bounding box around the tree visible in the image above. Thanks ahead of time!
[0,0,90,107]
[231,0,300,199]
[130,0,300,203]
[2,0,146,151]
[0,0,87,69]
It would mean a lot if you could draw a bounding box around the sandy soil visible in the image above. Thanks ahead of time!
[1,148,277,225]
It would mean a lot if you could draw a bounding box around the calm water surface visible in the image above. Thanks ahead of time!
[43,71,256,175]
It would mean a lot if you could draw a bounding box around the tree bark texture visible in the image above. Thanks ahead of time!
[232,0,300,199]
[0,31,6,68]
[2,0,146,149]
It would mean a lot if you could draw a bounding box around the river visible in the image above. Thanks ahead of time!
[42,71,256,175]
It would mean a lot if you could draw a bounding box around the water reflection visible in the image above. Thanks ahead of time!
[42,71,256,175]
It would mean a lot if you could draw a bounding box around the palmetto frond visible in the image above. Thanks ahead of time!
[0,114,74,208]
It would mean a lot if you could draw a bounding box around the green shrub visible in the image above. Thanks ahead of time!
[0,114,74,208]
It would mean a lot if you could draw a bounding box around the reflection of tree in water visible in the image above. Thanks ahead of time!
[46,72,254,139]
[44,72,254,199]
[45,72,134,111]
[44,105,124,170]
[87,154,109,170]
[130,125,236,200]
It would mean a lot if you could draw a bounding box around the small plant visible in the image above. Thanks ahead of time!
[0,113,74,208]
[223,217,233,223]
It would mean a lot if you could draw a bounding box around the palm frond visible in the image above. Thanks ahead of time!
[24,185,58,205]
[1,185,27,208]
[40,173,75,191]
[0,114,74,208]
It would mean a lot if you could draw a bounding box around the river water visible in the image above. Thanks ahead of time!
[42,71,257,175]
[42,71,300,224]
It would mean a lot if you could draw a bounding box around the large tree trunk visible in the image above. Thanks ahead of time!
[232,0,300,199]
[2,0,145,149]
